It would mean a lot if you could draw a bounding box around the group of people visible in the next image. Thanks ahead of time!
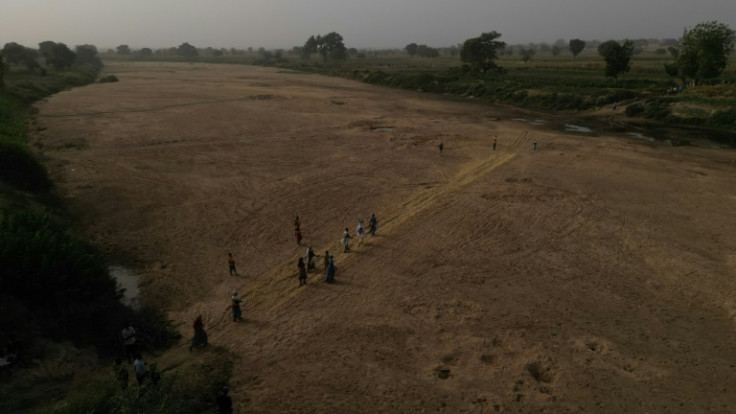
[117,323,159,388]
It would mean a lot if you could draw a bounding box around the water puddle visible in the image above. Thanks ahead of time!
[109,265,141,309]
[564,124,593,133]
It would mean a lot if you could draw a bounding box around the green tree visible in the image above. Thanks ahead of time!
[2,43,40,72]
[519,47,536,63]
[116,44,131,55]
[2,42,27,65]
[569,38,585,58]
[676,21,735,82]
[598,39,634,79]
[177,42,199,58]
[416,45,439,58]
[320,32,347,61]
[39,41,75,70]
[303,32,347,62]
[139,47,153,57]
[75,44,103,68]
[405,43,418,56]
[302,35,318,59]
[551,45,562,56]
[460,31,506,75]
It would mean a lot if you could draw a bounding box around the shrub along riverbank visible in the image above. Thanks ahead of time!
[0,59,212,413]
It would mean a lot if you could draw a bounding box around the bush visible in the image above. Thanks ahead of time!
[0,141,52,191]
[711,108,736,126]
[99,74,119,83]
[626,103,646,117]
[0,210,126,351]
[52,348,234,414]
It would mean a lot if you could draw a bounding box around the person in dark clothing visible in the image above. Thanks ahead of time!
[294,215,301,230]
[133,354,147,386]
[324,255,336,283]
[439,141,444,153]
[298,257,307,286]
[342,228,351,253]
[231,291,243,322]
[323,250,330,269]
[369,214,377,236]
[227,252,239,277]
[190,315,208,351]
[216,386,233,414]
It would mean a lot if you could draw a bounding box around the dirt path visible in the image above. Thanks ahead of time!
[35,62,736,413]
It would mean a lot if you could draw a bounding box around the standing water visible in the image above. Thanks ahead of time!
[109,265,141,309]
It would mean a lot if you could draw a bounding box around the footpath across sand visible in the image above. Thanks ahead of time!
[36,62,736,412]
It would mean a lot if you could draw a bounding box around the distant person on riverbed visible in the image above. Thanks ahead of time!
[533,140,537,151]
[298,257,307,286]
[190,315,208,351]
[228,253,239,277]
[324,250,330,269]
[324,255,336,283]
[438,141,444,153]
[493,135,497,150]
[306,246,318,271]
[342,228,351,253]
[356,220,366,245]
[231,291,243,322]
[369,213,377,236]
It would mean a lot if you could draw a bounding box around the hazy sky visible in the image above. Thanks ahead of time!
[1,0,734,50]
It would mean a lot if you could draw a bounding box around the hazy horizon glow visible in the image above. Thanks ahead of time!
[1,0,734,50]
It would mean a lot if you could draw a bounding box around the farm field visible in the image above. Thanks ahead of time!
[35,61,736,413]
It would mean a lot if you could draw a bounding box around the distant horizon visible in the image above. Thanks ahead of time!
[1,0,733,51]
[3,34,689,53]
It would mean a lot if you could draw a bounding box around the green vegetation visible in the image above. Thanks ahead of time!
[598,40,634,79]
[104,21,735,135]
[303,32,347,62]
[49,347,234,414]
[1,42,225,413]
[99,74,119,83]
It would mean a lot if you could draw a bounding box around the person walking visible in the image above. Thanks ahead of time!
[324,255,336,283]
[342,228,351,253]
[298,257,307,286]
[323,250,330,269]
[121,322,137,363]
[133,354,147,386]
[227,253,239,277]
[493,135,497,150]
[533,140,537,151]
[231,291,243,322]
[438,141,444,153]
[356,221,366,245]
[190,315,208,351]
[369,213,377,236]
[306,246,318,271]
[294,215,301,230]
[295,227,303,245]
